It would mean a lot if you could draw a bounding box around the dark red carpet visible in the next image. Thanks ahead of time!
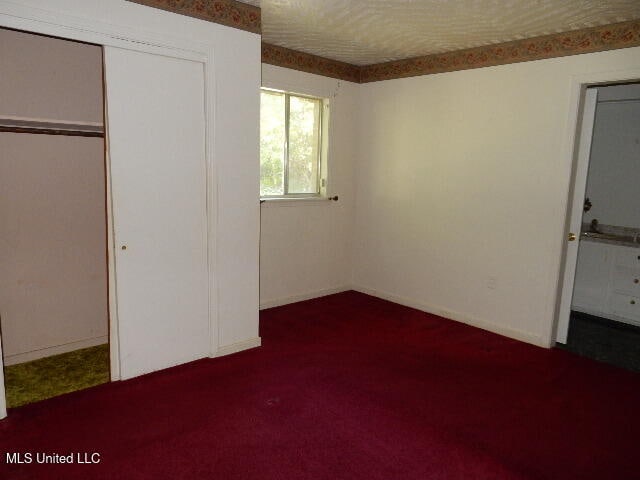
[1,291,639,479]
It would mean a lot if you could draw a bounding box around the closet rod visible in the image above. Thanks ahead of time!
[0,125,104,137]
[0,117,104,138]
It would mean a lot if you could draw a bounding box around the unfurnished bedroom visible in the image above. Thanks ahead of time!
[0,1,639,479]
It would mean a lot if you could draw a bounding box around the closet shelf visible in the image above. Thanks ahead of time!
[0,117,104,137]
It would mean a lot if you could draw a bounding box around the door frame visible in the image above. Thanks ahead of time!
[0,3,220,418]
[555,87,598,344]
[550,68,640,345]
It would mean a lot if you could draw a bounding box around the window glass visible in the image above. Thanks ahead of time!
[260,90,286,196]
[260,89,324,197]
[288,95,321,194]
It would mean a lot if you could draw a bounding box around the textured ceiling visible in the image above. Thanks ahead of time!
[239,0,640,66]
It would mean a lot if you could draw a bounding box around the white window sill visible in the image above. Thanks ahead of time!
[260,196,334,207]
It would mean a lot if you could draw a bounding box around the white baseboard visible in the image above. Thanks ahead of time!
[3,335,109,366]
[353,285,547,348]
[214,337,262,358]
[260,286,351,310]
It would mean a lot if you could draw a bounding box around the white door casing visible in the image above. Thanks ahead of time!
[103,47,210,380]
[556,88,598,344]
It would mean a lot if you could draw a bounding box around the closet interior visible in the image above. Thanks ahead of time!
[0,28,109,407]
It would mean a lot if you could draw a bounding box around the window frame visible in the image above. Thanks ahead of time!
[260,87,328,200]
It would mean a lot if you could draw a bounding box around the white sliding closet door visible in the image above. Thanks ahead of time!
[104,47,209,380]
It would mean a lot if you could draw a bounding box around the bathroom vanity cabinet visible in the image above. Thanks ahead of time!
[572,240,640,326]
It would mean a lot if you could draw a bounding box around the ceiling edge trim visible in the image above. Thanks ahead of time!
[126,0,261,34]
[119,5,639,82]
[360,19,640,83]
[261,43,361,83]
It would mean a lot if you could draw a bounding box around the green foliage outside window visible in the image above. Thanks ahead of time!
[260,90,323,197]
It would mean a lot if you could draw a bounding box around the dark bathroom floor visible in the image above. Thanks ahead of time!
[557,311,640,372]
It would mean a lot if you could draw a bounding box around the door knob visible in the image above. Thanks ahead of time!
[568,233,576,241]
[121,245,127,250]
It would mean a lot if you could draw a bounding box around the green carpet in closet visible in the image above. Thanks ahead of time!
[4,344,109,408]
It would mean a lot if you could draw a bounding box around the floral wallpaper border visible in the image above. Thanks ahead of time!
[263,19,640,83]
[359,19,640,83]
[261,43,361,83]
[126,0,260,34]
[122,3,640,84]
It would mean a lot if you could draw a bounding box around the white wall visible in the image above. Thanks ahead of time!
[583,84,640,228]
[259,65,358,308]
[0,28,103,123]
[352,46,640,347]
[0,135,107,364]
[0,0,261,351]
[0,29,107,365]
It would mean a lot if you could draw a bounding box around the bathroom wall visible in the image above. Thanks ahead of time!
[583,83,640,229]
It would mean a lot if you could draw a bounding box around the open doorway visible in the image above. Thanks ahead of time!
[556,82,640,371]
[0,28,110,407]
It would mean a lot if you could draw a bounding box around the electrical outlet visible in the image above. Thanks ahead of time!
[487,276,497,290]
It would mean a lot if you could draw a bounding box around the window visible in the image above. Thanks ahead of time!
[260,88,327,198]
